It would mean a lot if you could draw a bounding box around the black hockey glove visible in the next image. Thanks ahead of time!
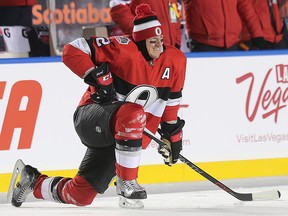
[157,118,185,166]
[84,62,115,104]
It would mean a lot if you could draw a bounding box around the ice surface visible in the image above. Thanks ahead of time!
[1,177,287,216]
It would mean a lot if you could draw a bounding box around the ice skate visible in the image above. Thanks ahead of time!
[116,176,147,209]
[9,160,41,207]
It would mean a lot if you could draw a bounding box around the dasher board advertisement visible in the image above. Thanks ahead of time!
[0,51,288,190]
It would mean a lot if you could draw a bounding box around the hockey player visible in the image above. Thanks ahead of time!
[10,4,186,209]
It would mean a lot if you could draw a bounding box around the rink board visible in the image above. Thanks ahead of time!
[0,51,288,192]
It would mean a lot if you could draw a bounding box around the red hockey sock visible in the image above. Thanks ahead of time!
[33,174,97,206]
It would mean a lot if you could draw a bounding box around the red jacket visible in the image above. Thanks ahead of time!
[241,0,283,43]
[183,0,263,48]
[0,0,37,6]
[110,0,181,48]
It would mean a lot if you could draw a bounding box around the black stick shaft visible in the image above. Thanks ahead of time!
[143,128,253,201]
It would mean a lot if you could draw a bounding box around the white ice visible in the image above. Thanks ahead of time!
[1,177,288,216]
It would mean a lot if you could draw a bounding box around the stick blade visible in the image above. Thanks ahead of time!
[252,190,281,201]
[6,159,25,203]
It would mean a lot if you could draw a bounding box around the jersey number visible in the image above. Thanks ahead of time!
[95,37,111,47]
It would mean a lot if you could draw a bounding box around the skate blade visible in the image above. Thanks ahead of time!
[6,159,25,203]
[118,196,144,209]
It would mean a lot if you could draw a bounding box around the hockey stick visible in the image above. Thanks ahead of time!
[143,128,281,201]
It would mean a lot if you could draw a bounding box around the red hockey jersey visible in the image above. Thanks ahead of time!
[62,35,186,148]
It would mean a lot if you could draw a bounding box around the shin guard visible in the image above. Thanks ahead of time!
[112,103,146,180]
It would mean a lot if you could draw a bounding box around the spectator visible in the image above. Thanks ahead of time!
[241,0,288,50]
[109,0,182,49]
[0,0,37,26]
[182,0,265,52]
[281,0,288,44]
[280,0,288,18]
[0,1,50,57]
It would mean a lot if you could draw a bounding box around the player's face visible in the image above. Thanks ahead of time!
[146,35,164,59]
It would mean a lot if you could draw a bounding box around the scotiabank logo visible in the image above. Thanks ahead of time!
[0,81,42,150]
[33,2,111,25]
[236,64,288,123]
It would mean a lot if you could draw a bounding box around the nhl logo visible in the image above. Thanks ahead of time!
[95,126,101,133]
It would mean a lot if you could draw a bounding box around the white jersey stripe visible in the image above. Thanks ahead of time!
[145,98,166,117]
[116,92,181,117]
[69,38,91,56]
[166,97,182,106]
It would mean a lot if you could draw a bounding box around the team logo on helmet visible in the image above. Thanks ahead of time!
[155,27,162,36]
